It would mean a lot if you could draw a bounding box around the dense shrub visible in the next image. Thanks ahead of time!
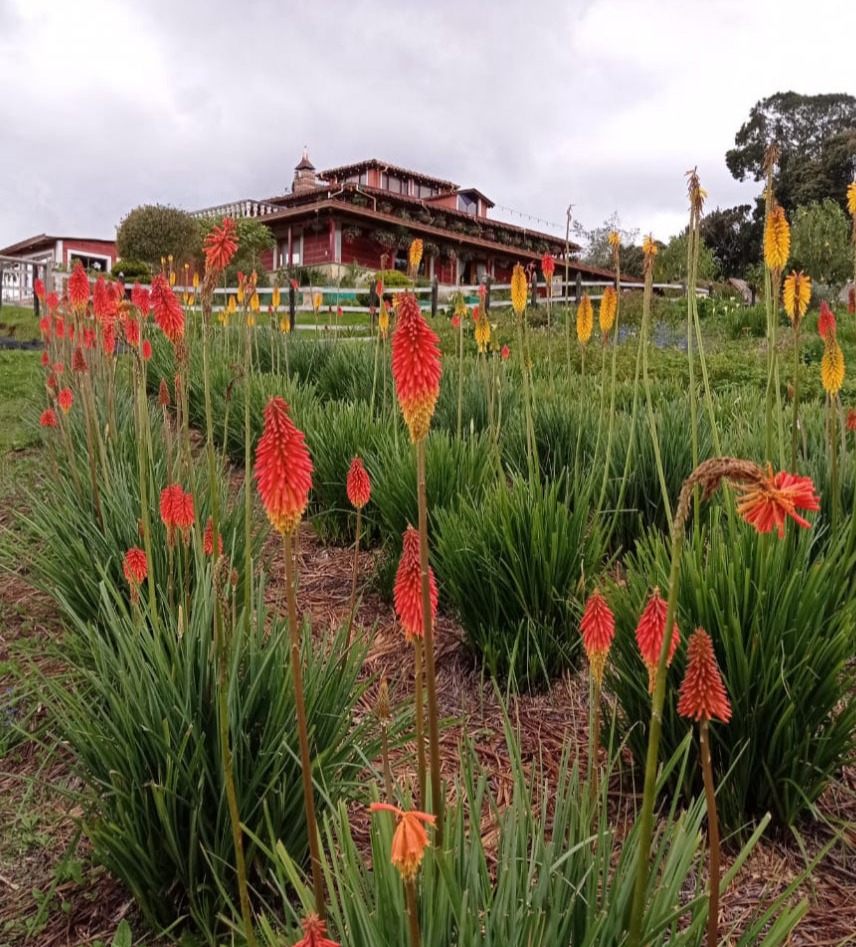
[111,258,152,282]
[434,473,607,688]
[606,512,856,830]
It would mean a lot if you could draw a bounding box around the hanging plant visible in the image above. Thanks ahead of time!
[343,226,362,244]
[418,211,434,225]
[379,201,394,215]
[423,241,440,258]
[309,218,325,234]
[351,194,369,207]
[374,230,397,249]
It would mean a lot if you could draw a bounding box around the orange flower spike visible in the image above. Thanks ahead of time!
[394,526,437,642]
[510,263,528,316]
[764,205,790,272]
[150,274,185,343]
[68,262,90,312]
[131,282,151,317]
[346,456,371,509]
[254,396,313,536]
[580,590,615,686]
[635,588,680,693]
[735,467,820,538]
[408,238,424,274]
[576,293,594,345]
[369,802,436,882]
[291,914,340,947]
[203,217,238,273]
[599,285,617,335]
[203,516,224,557]
[677,628,731,724]
[391,293,442,443]
[821,335,845,395]
[57,387,74,414]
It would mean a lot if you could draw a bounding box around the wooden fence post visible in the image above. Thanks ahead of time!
[485,276,492,314]
[530,271,538,309]
[288,283,296,332]
[575,272,582,304]
[431,276,438,318]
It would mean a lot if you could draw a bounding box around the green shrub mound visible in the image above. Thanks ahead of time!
[434,473,607,688]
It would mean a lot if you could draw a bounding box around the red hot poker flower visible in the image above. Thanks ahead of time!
[55,317,65,339]
[41,350,50,367]
[46,291,59,313]
[57,388,74,414]
[580,590,615,686]
[176,490,195,544]
[83,326,96,349]
[369,802,436,882]
[735,466,820,538]
[39,316,51,340]
[203,217,238,273]
[254,396,313,535]
[346,456,371,509]
[34,278,45,300]
[541,252,556,281]
[501,344,510,361]
[150,274,185,344]
[142,339,152,360]
[40,408,57,428]
[635,588,680,693]
[102,323,116,357]
[69,262,90,311]
[123,547,148,583]
[72,347,89,373]
[394,526,437,642]
[203,516,224,556]
[847,408,856,432]
[132,282,151,317]
[93,276,115,321]
[159,484,184,546]
[677,628,731,723]
[124,317,140,347]
[291,914,340,947]
[391,293,442,443]
[818,301,837,340]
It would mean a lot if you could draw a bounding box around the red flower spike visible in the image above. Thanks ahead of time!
[451,314,460,329]
[291,914,340,947]
[92,276,115,321]
[41,350,50,367]
[52,362,64,375]
[34,278,45,300]
[847,408,856,432]
[55,317,65,339]
[735,467,820,538]
[254,396,313,535]
[39,408,57,428]
[83,327,96,350]
[72,347,88,373]
[123,547,148,605]
[173,489,195,545]
[818,301,836,340]
[142,339,152,360]
[102,323,116,357]
[124,317,140,347]
[391,293,442,443]
[151,274,185,343]
[203,217,238,273]
[46,292,59,313]
[69,262,90,311]
[203,516,224,557]
[57,388,74,414]
[346,456,371,509]
[132,282,151,317]
[394,526,437,642]
[541,252,556,281]
[501,344,510,361]
[159,484,183,546]
[39,316,51,340]
[635,588,680,693]
[580,590,615,686]
[677,628,731,723]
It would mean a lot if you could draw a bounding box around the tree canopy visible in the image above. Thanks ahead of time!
[789,199,852,288]
[699,204,762,280]
[652,232,718,284]
[726,92,856,213]
[195,216,275,283]
[116,204,199,266]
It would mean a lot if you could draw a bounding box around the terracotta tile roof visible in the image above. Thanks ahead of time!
[317,158,458,190]
[0,234,114,257]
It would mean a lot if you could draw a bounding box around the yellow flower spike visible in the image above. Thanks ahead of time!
[408,239,424,273]
[192,272,199,289]
[782,271,811,324]
[821,336,845,395]
[577,293,593,345]
[247,314,256,328]
[250,291,260,312]
[474,312,491,353]
[237,286,244,304]
[764,205,790,272]
[378,302,390,338]
[313,292,322,313]
[169,271,176,286]
[608,231,621,249]
[599,285,617,335]
[847,181,856,218]
[280,316,291,333]
[228,294,237,314]
[510,264,528,316]
[272,286,281,309]
[642,234,658,262]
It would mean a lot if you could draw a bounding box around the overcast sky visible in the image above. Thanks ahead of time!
[2,0,854,252]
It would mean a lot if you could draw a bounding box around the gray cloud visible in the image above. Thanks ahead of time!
[1,0,853,251]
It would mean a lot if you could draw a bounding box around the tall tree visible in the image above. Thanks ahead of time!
[573,212,639,271]
[700,204,762,279]
[790,199,852,288]
[726,92,856,213]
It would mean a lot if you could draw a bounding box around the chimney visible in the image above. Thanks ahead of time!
[293,149,317,194]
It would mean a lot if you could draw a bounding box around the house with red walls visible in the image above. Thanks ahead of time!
[192,153,618,285]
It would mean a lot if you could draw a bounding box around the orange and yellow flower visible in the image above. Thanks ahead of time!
[580,590,614,686]
[151,274,185,344]
[291,914,340,947]
[642,234,658,269]
[734,465,820,538]
[817,301,837,340]
[576,293,593,345]
[39,408,57,428]
[391,293,442,443]
[408,238,424,273]
[764,205,790,272]
[474,311,491,353]
[393,526,437,642]
[203,217,238,273]
[68,262,90,312]
[541,252,555,282]
[821,335,845,395]
[635,588,680,693]
[599,285,617,336]
[510,264,528,316]
[369,802,436,882]
[57,387,74,414]
[677,628,731,724]
[782,271,810,323]
[346,456,371,509]
[847,181,856,218]
[203,516,223,557]
[254,396,313,535]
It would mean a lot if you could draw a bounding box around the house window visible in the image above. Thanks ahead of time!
[418,183,436,198]
[69,252,110,271]
[345,174,359,184]
[457,193,478,215]
[382,173,403,194]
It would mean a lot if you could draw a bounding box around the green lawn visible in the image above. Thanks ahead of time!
[0,304,41,344]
